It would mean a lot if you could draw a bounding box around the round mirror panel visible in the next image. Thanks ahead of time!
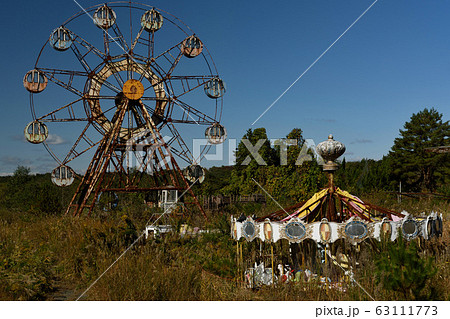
[243,221,255,239]
[345,221,367,239]
[285,222,306,240]
[402,220,417,235]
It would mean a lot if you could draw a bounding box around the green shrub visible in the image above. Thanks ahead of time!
[374,236,438,300]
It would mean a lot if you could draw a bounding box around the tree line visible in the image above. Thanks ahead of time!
[197,107,449,204]
[0,107,448,213]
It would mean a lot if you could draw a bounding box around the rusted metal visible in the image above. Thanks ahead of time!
[49,27,73,51]
[93,4,117,29]
[24,121,48,144]
[205,123,227,144]
[23,70,48,93]
[51,165,75,187]
[141,9,163,32]
[204,78,226,99]
[181,35,203,58]
[25,3,225,219]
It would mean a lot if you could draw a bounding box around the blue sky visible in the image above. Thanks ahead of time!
[1,0,449,175]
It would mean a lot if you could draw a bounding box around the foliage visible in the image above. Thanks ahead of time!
[335,157,392,193]
[388,108,450,192]
[0,204,448,301]
[0,166,71,215]
[374,236,438,300]
[221,128,325,204]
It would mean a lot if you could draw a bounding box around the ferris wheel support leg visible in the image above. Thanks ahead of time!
[66,102,129,216]
[170,156,208,220]
[138,101,207,220]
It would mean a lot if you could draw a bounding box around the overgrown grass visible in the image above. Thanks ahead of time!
[0,194,448,301]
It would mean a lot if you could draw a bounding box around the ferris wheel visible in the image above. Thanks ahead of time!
[23,2,227,216]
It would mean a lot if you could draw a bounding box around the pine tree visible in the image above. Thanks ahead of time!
[374,237,438,300]
[388,108,449,192]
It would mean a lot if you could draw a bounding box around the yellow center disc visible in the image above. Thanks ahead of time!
[123,79,144,100]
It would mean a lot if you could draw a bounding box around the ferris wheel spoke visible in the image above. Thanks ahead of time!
[107,23,130,53]
[93,76,122,94]
[70,42,94,73]
[36,68,88,77]
[165,123,194,164]
[63,122,102,164]
[36,98,88,122]
[169,75,216,99]
[37,68,86,97]
[72,35,106,60]
[149,31,155,59]
[130,25,147,51]
[85,95,117,100]
[164,51,183,79]
[140,96,169,101]
[153,40,183,61]
[150,40,185,76]
[140,101,157,120]
[104,60,126,87]
[129,103,146,128]
[172,98,216,125]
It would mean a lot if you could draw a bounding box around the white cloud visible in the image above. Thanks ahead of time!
[46,134,69,145]
[350,139,373,144]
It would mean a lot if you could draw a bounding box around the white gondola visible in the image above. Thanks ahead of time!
[49,27,73,51]
[24,121,48,144]
[23,70,48,93]
[141,9,163,32]
[181,35,203,58]
[183,164,205,183]
[205,123,227,144]
[51,165,75,187]
[93,5,117,29]
[204,78,226,99]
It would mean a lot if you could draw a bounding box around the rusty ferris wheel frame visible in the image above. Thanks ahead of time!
[23,2,228,217]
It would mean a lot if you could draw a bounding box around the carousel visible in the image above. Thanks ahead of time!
[231,135,443,288]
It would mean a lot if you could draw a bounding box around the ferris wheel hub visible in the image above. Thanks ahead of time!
[123,79,144,100]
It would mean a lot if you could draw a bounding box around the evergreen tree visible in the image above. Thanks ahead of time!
[388,108,449,192]
[375,237,438,300]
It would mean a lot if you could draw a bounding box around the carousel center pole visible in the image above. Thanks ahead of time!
[316,134,346,222]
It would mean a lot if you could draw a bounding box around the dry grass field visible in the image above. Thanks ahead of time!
[0,194,448,301]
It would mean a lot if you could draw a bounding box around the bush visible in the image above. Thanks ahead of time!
[374,236,438,300]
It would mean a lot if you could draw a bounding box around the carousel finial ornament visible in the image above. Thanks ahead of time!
[316,134,346,172]
[316,134,346,187]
